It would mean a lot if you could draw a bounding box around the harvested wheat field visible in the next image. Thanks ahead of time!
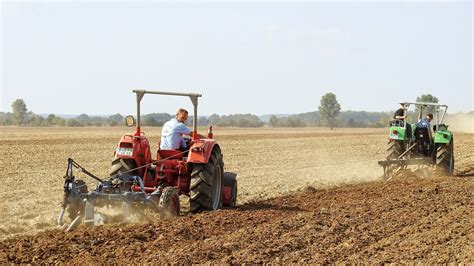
[0,127,473,263]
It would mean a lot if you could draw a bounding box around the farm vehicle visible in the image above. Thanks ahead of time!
[58,90,237,230]
[378,102,454,179]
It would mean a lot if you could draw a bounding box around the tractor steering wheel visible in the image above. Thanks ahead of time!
[183,135,192,148]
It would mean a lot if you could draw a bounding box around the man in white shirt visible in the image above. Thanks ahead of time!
[160,108,191,150]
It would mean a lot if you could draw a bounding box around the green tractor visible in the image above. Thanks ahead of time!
[379,102,454,179]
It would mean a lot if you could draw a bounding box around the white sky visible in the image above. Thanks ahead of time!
[1,1,473,115]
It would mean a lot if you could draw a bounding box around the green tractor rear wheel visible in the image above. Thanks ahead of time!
[436,138,454,175]
[387,140,405,160]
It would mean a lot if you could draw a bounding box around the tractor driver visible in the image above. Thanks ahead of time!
[416,113,434,143]
[160,108,191,151]
[393,102,412,139]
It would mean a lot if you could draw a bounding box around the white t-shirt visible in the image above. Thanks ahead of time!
[160,118,191,150]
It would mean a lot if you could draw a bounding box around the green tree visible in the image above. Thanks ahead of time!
[47,114,56,125]
[318,92,341,130]
[347,118,356,128]
[415,94,439,115]
[237,118,250,127]
[143,116,160,127]
[76,114,91,126]
[0,112,10,125]
[268,115,278,127]
[108,113,123,126]
[54,117,66,126]
[216,114,263,127]
[29,114,45,126]
[208,114,221,125]
[67,119,83,127]
[11,99,28,125]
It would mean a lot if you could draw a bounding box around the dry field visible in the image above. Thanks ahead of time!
[0,126,473,263]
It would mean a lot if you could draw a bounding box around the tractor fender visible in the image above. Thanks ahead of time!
[434,130,452,144]
[187,140,220,164]
[388,126,406,141]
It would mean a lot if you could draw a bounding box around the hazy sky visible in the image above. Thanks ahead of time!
[1,1,472,116]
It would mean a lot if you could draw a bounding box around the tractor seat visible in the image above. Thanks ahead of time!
[414,127,429,142]
[157,149,184,160]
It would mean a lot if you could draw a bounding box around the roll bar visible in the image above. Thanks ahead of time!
[132,89,202,136]
[403,102,449,129]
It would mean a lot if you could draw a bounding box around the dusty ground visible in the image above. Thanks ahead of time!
[0,127,473,263]
[0,175,472,263]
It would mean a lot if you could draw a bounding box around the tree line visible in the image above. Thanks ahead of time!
[0,94,448,128]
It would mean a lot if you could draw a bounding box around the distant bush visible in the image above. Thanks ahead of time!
[213,114,264,128]
[67,119,83,127]
[4,98,467,129]
[268,115,278,127]
[276,117,306,127]
[143,116,162,127]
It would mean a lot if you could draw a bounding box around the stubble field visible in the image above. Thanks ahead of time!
[0,126,472,263]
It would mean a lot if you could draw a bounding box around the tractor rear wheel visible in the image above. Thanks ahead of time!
[387,140,405,160]
[189,147,223,213]
[159,187,180,218]
[383,140,406,180]
[436,138,454,175]
[110,157,136,177]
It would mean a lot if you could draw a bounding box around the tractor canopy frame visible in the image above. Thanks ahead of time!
[401,102,448,130]
[132,90,202,139]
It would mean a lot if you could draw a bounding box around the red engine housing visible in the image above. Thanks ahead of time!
[113,131,152,177]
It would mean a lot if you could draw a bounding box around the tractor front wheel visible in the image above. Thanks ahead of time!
[189,147,223,213]
[110,157,136,177]
[159,187,180,218]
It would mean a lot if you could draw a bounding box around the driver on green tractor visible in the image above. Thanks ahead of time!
[416,113,434,143]
[393,102,412,139]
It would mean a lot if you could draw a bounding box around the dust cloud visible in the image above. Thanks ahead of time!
[444,113,474,133]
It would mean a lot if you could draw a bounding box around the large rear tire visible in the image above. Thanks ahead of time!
[189,147,224,213]
[383,140,406,180]
[387,140,405,160]
[436,138,454,175]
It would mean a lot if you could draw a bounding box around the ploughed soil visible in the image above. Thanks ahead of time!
[1,174,473,264]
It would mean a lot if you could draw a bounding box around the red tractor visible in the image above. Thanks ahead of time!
[58,90,237,230]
